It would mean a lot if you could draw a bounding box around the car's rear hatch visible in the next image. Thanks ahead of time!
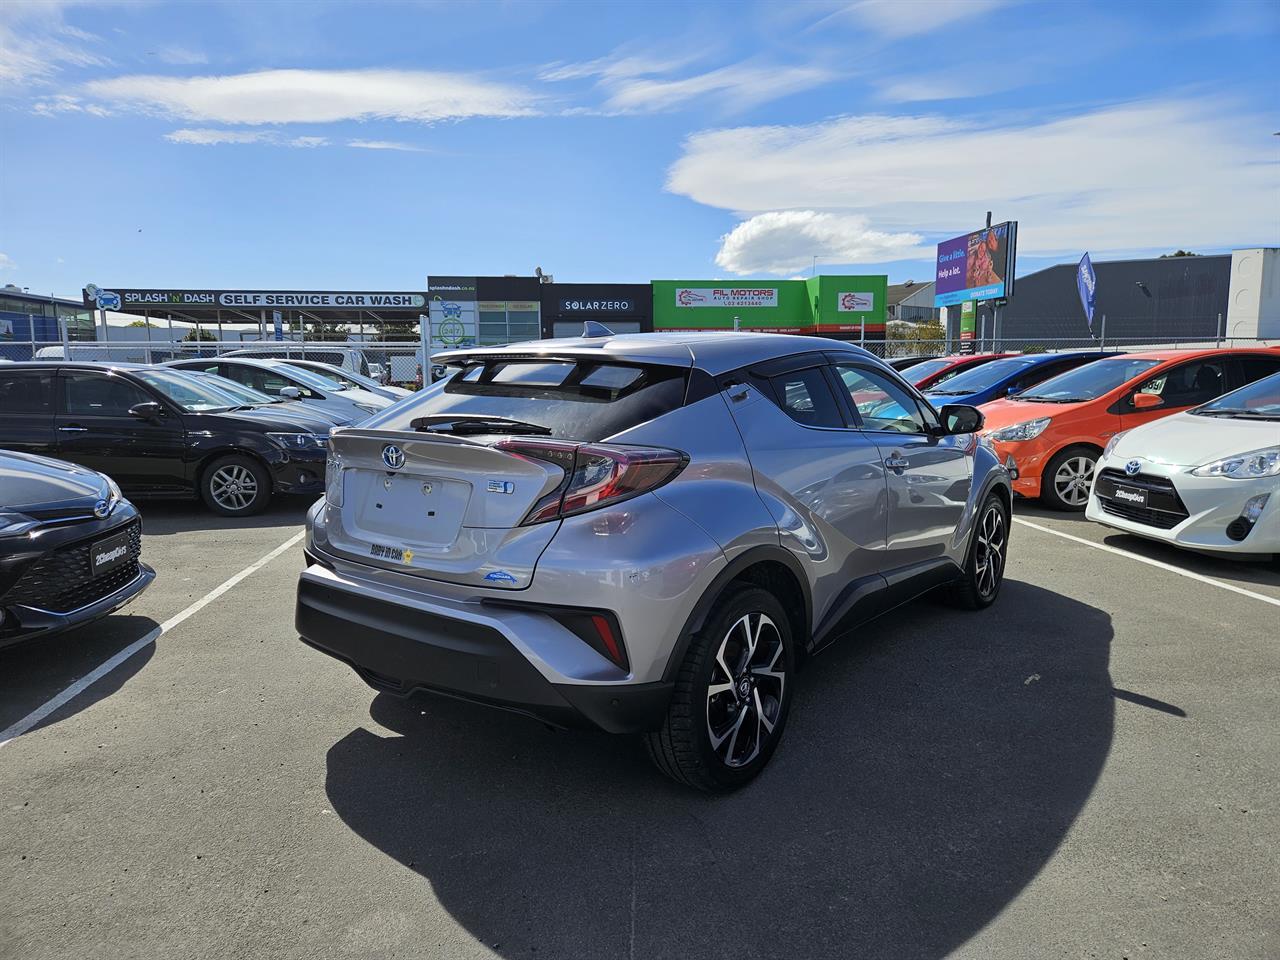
[322,348,693,590]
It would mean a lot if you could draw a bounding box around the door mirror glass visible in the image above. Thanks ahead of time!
[1132,392,1162,410]
[279,386,302,400]
[940,404,984,435]
[1006,383,1020,396]
[129,401,163,420]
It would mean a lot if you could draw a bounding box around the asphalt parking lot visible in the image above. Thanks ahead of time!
[2,497,1277,960]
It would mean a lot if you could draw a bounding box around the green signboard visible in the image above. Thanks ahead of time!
[652,276,887,336]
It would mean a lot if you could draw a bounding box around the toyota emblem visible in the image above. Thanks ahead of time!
[93,499,111,519]
[1124,459,1141,477]
[381,444,405,470]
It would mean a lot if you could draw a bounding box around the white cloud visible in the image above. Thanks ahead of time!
[0,253,17,271]
[0,1,108,89]
[542,47,836,113]
[164,128,272,145]
[347,139,427,152]
[32,93,111,116]
[84,68,540,124]
[827,0,1011,39]
[668,98,1280,256]
[715,211,925,275]
[289,135,328,148]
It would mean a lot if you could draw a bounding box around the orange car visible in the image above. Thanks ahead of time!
[979,347,1280,510]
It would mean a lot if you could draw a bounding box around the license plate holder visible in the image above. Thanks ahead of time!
[1111,484,1148,508]
[90,530,132,578]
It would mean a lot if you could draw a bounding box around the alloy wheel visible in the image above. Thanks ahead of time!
[210,464,259,512]
[974,502,1007,599]
[1053,455,1094,506]
[706,612,786,768]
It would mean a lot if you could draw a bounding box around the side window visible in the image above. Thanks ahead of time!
[1021,359,1074,390]
[766,367,844,428]
[1136,359,1226,408]
[0,372,55,414]
[1235,355,1280,387]
[63,373,151,416]
[835,365,927,434]
[184,363,220,375]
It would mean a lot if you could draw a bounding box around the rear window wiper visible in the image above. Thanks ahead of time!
[409,414,552,435]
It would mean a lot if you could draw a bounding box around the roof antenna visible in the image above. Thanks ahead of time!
[582,321,614,338]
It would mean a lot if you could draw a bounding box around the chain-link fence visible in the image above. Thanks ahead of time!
[0,339,430,387]
[2,333,1276,383]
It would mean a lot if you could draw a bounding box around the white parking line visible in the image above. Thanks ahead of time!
[1013,518,1280,608]
[0,529,305,749]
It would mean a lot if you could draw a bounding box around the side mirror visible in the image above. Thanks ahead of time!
[1132,392,1162,410]
[940,403,984,435]
[279,386,302,400]
[129,401,163,420]
[1006,383,1021,396]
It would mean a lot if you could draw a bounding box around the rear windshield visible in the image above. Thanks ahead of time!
[365,358,689,440]
[902,358,953,383]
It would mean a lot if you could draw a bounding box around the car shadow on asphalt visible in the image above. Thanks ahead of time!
[323,580,1116,960]
[0,615,157,735]
[134,496,314,536]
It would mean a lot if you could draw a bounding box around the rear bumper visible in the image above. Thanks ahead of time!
[295,571,672,733]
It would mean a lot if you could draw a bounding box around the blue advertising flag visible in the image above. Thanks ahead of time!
[1077,253,1097,331]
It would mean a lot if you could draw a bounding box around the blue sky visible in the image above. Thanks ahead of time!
[1,0,1277,298]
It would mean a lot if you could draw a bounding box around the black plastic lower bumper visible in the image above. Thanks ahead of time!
[295,575,672,733]
[0,563,155,650]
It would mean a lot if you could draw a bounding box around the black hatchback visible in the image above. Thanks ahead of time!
[1,450,155,648]
[0,362,334,516]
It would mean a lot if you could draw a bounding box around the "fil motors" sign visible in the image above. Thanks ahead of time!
[675,287,778,308]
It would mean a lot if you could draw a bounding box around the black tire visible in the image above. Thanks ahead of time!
[1040,444,1099,511]
[200,454,271,517]
[945,492,1010,610]
[645,584,795,792]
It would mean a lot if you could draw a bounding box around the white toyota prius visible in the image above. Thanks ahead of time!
[1087,370,1280,556]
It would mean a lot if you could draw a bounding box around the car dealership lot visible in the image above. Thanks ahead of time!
[2,500,1277,960]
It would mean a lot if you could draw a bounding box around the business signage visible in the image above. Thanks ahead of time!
[1077,252,1097,331]
[91,289,427,310]
[836,291,876,312]
[933,221,1017,307]
[676,287,778,308]
[559,298,636,313]
[428,276,478,301]
[958,300,977,354]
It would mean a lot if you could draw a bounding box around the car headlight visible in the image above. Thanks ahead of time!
[989,417,1051,442]
[1102,430,1129,459]
[353,402,380,414]
[105,475,123,504]
[1190,446,1280,480]
[267,432,328,451]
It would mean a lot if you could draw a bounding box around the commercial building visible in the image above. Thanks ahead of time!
[886,280,940,324]
[540,282,652,338]
[651,276,889,344]
[0,287,95,359]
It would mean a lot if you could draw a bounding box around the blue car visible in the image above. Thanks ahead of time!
[923,351,1122,407]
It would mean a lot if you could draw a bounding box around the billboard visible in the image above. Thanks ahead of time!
[674,287,778,309]
[933,221,1017,307]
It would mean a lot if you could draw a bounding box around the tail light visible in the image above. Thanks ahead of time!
[494,439,687,525]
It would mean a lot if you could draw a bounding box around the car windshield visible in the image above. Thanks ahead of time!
[366,358,688,441]
[926,357,1037,394]
[298,363,376,391]
[904,358,955,382]
[1192,370,1280,419]
[134,369,242,412]
[1018,357,1162,402]
[260,362,344,392]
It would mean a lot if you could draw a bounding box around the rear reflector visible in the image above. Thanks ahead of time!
[494,439,686,525]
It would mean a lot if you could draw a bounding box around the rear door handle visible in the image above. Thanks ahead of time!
[58,426,88,433]
[884,455,908,471]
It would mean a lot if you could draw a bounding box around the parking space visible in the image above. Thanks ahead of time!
[2,499,1277,960]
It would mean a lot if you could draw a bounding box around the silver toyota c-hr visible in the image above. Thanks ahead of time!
[297,332,1012,791]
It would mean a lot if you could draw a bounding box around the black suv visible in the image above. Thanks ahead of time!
[0,363,334,516]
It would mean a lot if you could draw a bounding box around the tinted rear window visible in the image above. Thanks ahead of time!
[0,371,55,414]
[368,359,689,441]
